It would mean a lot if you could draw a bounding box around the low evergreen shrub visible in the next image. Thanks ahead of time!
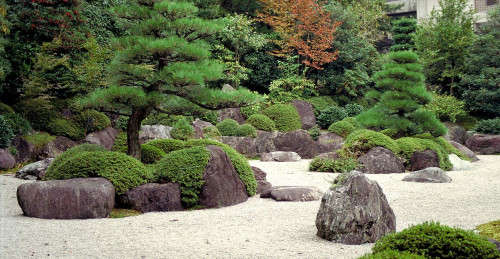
[236,124,257,138]
[309,156,359,173]
[344,103,364,117]
[73,110,111,133]
[328,120,356,138]
[317,106,348,129]
[171,118,195,141]
[424,93,467,123]
[307,96,337,116]
[200,110,218,125]
[359,249,425,259]
[246,114,275,131]
[47,118,85,140]
[308,125,321,141]
[112,132,128,153]
[371,221,500,258]
[0,115,14,148]
[216,119,240,136]
[3,113,32,135]
[145,139,186,154]
[473,118,500,134]
[344,129,399,155]
[45,144,108,177]
[140,144,166,164]
[17,99,59,131]
[0,102,14,114]
[203,126,222,140]
[115,116,129,130]
[262,104,302,132]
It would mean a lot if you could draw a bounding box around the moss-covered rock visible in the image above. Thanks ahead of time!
[73,110,111,133]
[45,144,108,177]
[262,104,302,132]
[203,126,222,140]
[246,114,275,131]
[345,129,399,155]
[47,118,85,141]
[236,124,257,138]
[328,120,356,138]
[395,136,462,170]
[477,220,500,241]
[216,119,240,136]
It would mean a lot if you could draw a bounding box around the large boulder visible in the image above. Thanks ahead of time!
[403,167,452,183]
[17,178,115,219]
[10,137,36,164]
[221,136,258,158]
[448,140,478,162]
[260,186,323,202]
[37,136,77,160]
[0,148,16,170]
[139,125,172,144]
[316,132,343,154]
[410,149,440,171]
[15,158,54,180]
[358,147,405,174]
[84,127,119,150]
[260,151,301,162]
[218,108,245,125]
[117,183,183,213]
[251,166,272,194]
[291,100,317,130]
[255,130,278,154]
[274,130,318,159]
[444,122,468,145]
[199,146,248,208]
[316,171,396,244]
[449,154,474,171]
[192,119,214,139]
[466,134,500,155]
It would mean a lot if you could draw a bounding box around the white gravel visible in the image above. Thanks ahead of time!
[1,155,499,259]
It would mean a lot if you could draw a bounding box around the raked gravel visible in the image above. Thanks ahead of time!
[1,155,499,259]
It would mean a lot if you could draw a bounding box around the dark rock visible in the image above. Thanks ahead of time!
[251,166,267,180]
[488,238,500,253]
[466,134,500,155]
[449,140,478,162]
[358,147,405,174]
[261,186,323,201]
[221,136,257,158]
[403,167,452,183]
[257,180,272,194]
[0,148,16,170]
[117,183,183,213]
[291,100,316,130]
[316,171,396,244]
[15,158,53,180]
[251,166,272,194]
[199,146,248,208]
[11,137,36,164]
[84,127,119,150]
[17,178,115,219]
[444,122,468,145]
[260,151,301,162]
[317,152,340,160]
[274,130,318,159]
[37,136,77,160]
[317,132,343,154]
[139,125,172,144]
[218,108,245,125]
[255,130,278,154]
[410,149,440,171]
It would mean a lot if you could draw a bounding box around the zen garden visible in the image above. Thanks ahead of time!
[0,0,499,258]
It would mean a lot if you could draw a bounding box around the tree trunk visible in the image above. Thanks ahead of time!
[127,106,153,159]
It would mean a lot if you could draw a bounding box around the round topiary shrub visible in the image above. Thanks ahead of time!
[44,150,148,194]
[145,139,186,154]
[344,129,399,155]
[47,118,85,140]
[236,124,257,138]
[3,113,32,135]
[262,104,302,132]
[317,106,348,129]
[45,144,108,177]
[473,118,500,135]
[0,115,14,148]
[140,144,166,164]
[203,126,222,140]
[328,120,356,138]
[371,221,500,258]
[246,114,275,131]
[216,119,240,136]
[307,96,337,116]
[344,103,364,117]
[73,110,111,133]
[0,102,14,114]
[171,118,195,141]
[154,146,211,208]
[395,136,462,170]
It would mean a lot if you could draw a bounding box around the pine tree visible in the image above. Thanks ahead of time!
[357,51,446,137]
[78,0,258,159]
[390,17,416,52]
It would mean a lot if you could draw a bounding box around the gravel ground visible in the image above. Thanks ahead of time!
[1,155,499,259]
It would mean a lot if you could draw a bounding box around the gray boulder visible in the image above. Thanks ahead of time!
[17,177,115,219]
[0,148,16,170]
[358,147,405,174]
[139,125,172,144]
[117,183,183,213]
[449,154,474,171]
[448,140,478,162]
[410,149,440,171]
[466,134,500,155]
[444,122,468,145]
[251,166,272,194]
[218,108,245,125]
[274,130,318,159]
[317,132,343,154]
[221,136,258,158]
[291,100,316,130]
[260,186,323,202]
[192,119,214,139]
[316,171,396,244]
[403,167,452,183]
[11,137,36,164]
[37,136,77,160]
[260,151,301,162]
[15,158,54,180]
[84,127,119,150]
[255,130,278,154]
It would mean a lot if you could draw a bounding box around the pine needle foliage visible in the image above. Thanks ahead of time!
[390,18,417,52]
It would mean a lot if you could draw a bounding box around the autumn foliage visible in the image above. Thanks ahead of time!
[258,0,341,70]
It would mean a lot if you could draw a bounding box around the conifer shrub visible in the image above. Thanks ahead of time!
[307,96,337,116]
[246,114,275,131]
[359,250,425,259]
[263,104,302,132]
[112,132,128,153]
[203,126,222,140]
[3,113,32,135]
[115,116,129,130]
[473,118,500,134]
[0,102,14,114]
[73,110,111,133]
[17,99,60,131]
[328,120,356,138]
[140,144,166,164]
[45,144,108,177]
[424,93,467,123]
[317,106,348,129]
[344,129,399,155]
[371,221,500,258]
[309,155,359,173]
[0,115,14,148]
[171,118,195,141]
[216,118,240,136]
[144,139,186,154]
[308,125,321,141]
[47,118,85,140]
[390,18,417,52]
[44,150,148,194]
[200,110,218,125]
[344,103,364,117]
[236,124,257,138]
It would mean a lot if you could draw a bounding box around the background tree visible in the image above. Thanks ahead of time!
[0,0,10,89]
[390,17,417,52]
[78,0,259,159]
[414,0,476,95]
[357,51,447,137]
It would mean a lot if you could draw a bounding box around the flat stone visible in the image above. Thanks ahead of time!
[466,134,500,155]
[274,130,318,159]
[260,151,301,162]
[403,167,452,183]
[260,186,323,202]
[449,140,478,162]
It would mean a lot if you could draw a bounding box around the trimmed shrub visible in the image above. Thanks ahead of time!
[73,110,111,133]
[140,144,166,164]
[262,104,302,132]
[344,103,364,117]
[3,113,32,135]
[344,129,399,155]
[44,150,149,194]
[328,120,356,138]
[308,125,321,141]
[203,126,222,140]
[343,117,362,129]
[371,221,500,258]
[246,114,275,131]
[171,118,195,141]
[309,156,359,173]
[307,96,337,116]
[154,146,211,208]
[47,118,85,140]
[236,124,257,138]
[317,106,348,129]
[143,113,193,127]
[17,99,60,131]
[359,250,425,259]
[45,144,108,177]
[112,132,128,153]
[216,119,240,136]
[473,118,500,134]
[0,115,14,148]
[200,110,218,125]
[0,102,14,114]
[240,103,264,119]
[144,139,186,154]
[115,116,129,130]
[424,93,467,123]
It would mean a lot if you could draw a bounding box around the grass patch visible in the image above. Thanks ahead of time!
[477,220,500,241]
[21,133,56,148]
[109,208,141,218]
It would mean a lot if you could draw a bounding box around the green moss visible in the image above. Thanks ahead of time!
[109,208,141,218]
[371,221,500,259]
[359,250,425,259]
[203,126,222,140]
[73,110,111,133]
[144,139,186,154]
[477,220,500,241]
[47,118,85,140]
[45,144,110,179]
[343,117,362,129]
[236,124,257,138]
[111,132,128,153]
[309,156,359,173]
[246,114,275,131]
[216,119,240,136]
[155,146,211,208]
[345,129,399,155]
[262,104,302,132]
[44,151,149,194]
[328,120,356,138]
[140,144,166,164]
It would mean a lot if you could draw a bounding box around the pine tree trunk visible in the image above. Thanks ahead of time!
[127,106,153,159]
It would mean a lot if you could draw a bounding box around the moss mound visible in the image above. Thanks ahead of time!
[359,249,425,259]
[236,124,257,138]
[203,126,222,140]
[262,104,302,132]
[171,118,195,140]
[47,118,85,140]
[140,144,166,164]
[216,118,240,136]
[345,129,399,155]
[45,144,108,176]
[477,220,500,241]
[111,132,128,153]
[246,114,275,131]
[328,120,356,138]
[73,110,111,133]
[144,139,186,154]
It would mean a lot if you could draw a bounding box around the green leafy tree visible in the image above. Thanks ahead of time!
[390,17,417,52]
[78,0,259,159]
[414,0,476,95]
[357,51,447,137]
[0,0,10,84]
